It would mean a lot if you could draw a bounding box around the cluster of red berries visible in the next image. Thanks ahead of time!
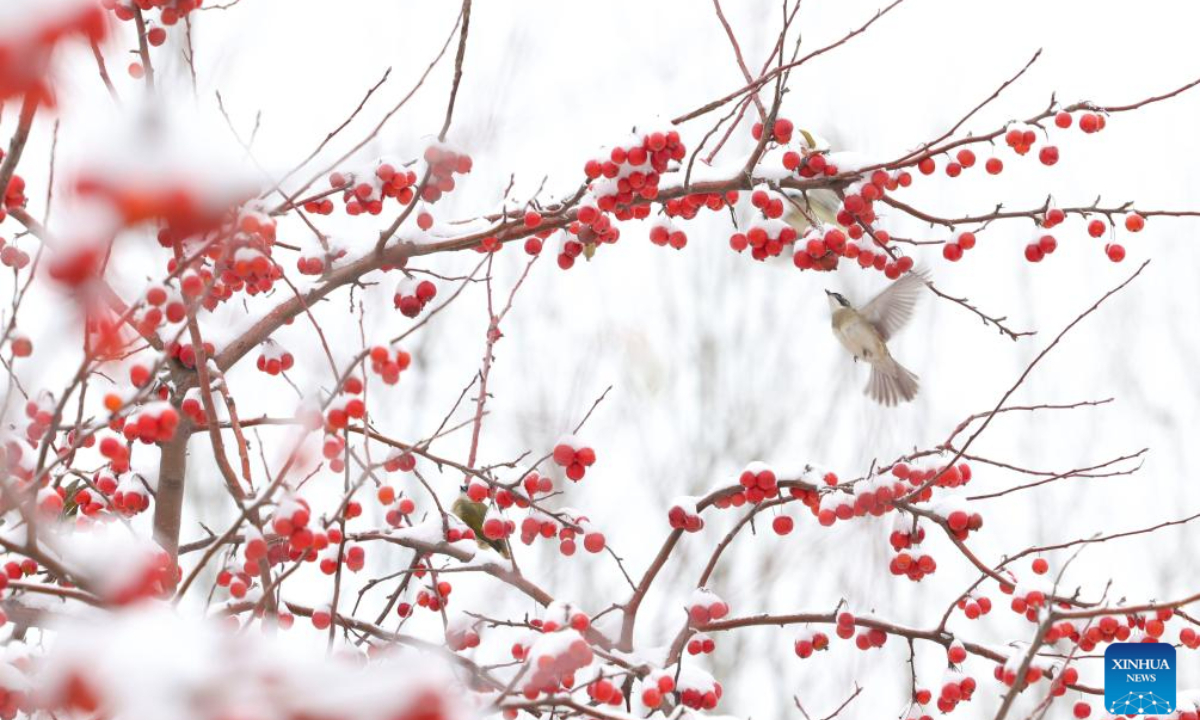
[648,220,687,250]
[319,544,365,574]
[892,460,973,490]
[393,277,438,318]
[118,403,180,444]
[445,617,481,652]
[517,507,605,556]
[935,670,978,713]
[375,485,416,527]
[781,146,842,181]
[1084,212,1144,263]
[420,145,472,204]
[167,340,215,370]
[0,1,106,101]
[728,462,778,503]
[686,632,715,656]
[638,673,677,710]
[202,210,282,299]
[238,525,348,581]
[517,509,558,548]
[561,514,607,556]
[2,172,27,220]
[553,206,619,269]
[442,516,480,548]
[296,248,346,275]
[383,449,417,473]
[367,345,411,385]
[941,230,978,262]
[0,237,31,271]
[1047,609,1172,650]
[793,628,830,659]
[411,579,453,613]
[801,199,916,280]
[36,486,66,518]
[178,389,205,426]
[687,589,731,626]
[511,607,592,664]
[551,437,596,481]
[888,519,936,581]
[667,498,704,532]
[943,506,984,541]
[270,497,314,553]
[583,130,685,217]
[955,592,993,620]
[519,631,595,700]
[479,506,517,546]
[255,341,295,376]
[22,394,54,444]
[325,376,366,430]
[464,477,533,512]
[1056,110,1107,134]
[98,434,131,473]
[753,117,797,145]
[131,285,186,339]
[675,667,723,711]
[994,655,1053,689]
[852,625,888,652]
[731,189,794,261]
[102,0,199,36]
[1003,584,1048,623]
[585,677,626,708]
[664,191,739,221]
[323,162,420,216]
[100,474,151,517]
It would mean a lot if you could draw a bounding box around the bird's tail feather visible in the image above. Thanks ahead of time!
[866,359,919,406]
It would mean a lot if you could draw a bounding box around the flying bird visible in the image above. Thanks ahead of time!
[826,270,927,406]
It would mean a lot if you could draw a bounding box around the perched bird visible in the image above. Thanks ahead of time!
[783,188,841,236]
[782,127,843,236]
[826,270,927,406]
[451,488,510,558]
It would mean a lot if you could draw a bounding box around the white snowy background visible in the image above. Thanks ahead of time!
[4,1,1200,718]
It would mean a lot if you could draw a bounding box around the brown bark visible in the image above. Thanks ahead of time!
[154,433,189,563]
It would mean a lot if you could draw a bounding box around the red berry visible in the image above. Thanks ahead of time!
[1087,219,1106,238]
[772,516,794,535]
[1105,243,1126,262]
[1055,112,1073,129]
[1124,213,1145,232]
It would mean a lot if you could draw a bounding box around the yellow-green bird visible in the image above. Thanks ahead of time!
[451,488,510,558]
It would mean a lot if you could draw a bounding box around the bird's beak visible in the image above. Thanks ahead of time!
[824,289,834,296]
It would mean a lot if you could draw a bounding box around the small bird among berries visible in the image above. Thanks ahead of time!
[451,487,511,558]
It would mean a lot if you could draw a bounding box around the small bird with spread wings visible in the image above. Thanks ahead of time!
[826,270,928,406]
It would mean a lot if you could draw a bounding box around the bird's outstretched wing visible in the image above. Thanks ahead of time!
[860,269,929,342]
